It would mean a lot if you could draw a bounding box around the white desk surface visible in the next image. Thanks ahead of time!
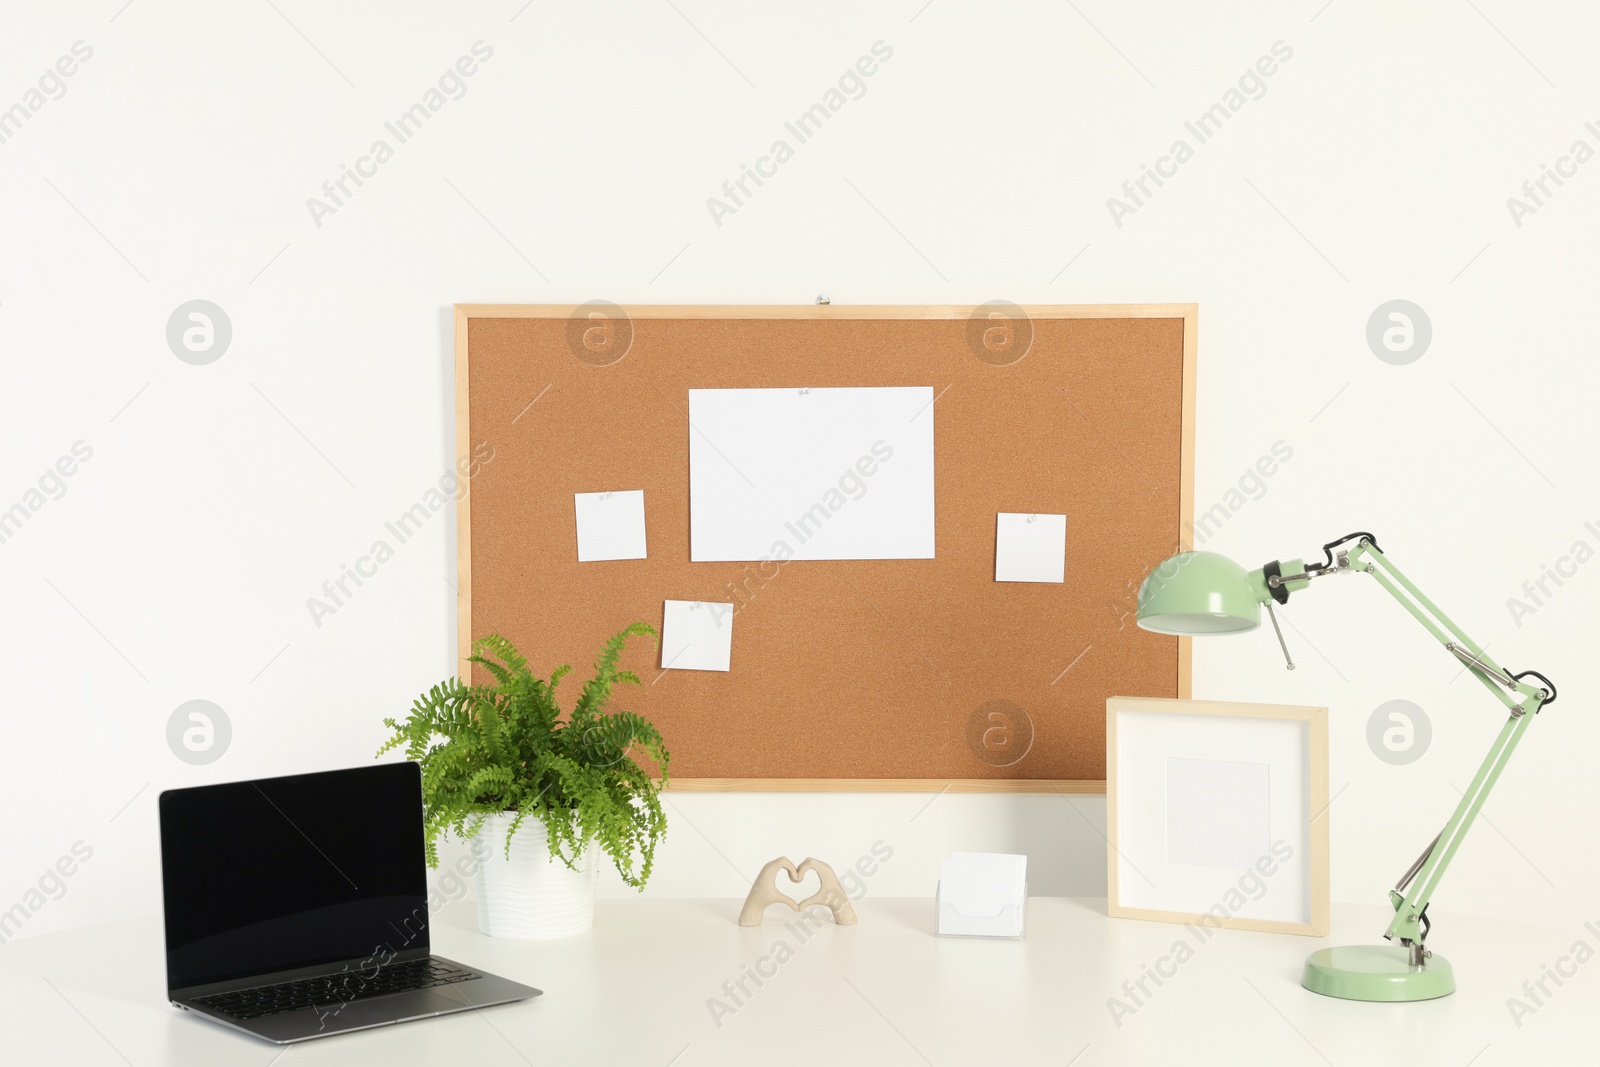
[2,898,1588,1066]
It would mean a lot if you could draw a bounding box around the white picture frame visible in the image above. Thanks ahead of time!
[1106,696,1329,936]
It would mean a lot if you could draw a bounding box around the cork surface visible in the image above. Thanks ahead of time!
[461,309,1189,782]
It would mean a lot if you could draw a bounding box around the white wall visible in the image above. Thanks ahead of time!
[3,0,1595,943]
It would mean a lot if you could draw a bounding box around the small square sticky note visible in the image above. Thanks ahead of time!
[661,600,734,672]
[995,513,1066,583]
[574,490,647,562]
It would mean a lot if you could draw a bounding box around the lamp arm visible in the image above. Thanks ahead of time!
[1339,538,1552,957]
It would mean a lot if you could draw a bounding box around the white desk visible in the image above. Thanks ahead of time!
[1,898,1588,1065]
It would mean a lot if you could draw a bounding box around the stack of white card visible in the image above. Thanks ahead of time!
[936,852,1028,939]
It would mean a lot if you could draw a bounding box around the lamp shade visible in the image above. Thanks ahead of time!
[1136,551,1268,635]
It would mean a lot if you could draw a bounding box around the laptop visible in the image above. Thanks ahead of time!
[159,762,541,1043]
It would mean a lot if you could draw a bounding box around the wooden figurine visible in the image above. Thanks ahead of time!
[738,857,858,926]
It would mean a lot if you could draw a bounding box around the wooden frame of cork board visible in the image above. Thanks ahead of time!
[454,304,1196,792]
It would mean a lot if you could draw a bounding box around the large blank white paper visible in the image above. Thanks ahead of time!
[688,387,935,562]
[660,600,734,672]
[574,490,647,562]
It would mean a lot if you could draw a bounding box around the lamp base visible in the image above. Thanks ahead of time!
[1301,945,1455,1002]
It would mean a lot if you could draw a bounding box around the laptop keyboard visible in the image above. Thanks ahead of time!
[195,958,479,1019]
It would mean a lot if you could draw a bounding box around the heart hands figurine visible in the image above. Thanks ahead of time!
[738,856,858,926]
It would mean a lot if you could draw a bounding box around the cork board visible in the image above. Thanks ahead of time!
[454,305,1195,792]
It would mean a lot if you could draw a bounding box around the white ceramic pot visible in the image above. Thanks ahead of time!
[470,812,598,939]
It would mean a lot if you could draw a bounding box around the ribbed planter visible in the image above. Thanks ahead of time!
[470,812,597,939]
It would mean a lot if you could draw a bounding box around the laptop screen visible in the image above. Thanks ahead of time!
[160,763,429,991]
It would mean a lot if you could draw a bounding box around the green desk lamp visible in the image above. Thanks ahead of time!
[1136,532,1556,1002]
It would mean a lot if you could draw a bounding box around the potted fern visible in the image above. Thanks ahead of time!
[378,623,668,939]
